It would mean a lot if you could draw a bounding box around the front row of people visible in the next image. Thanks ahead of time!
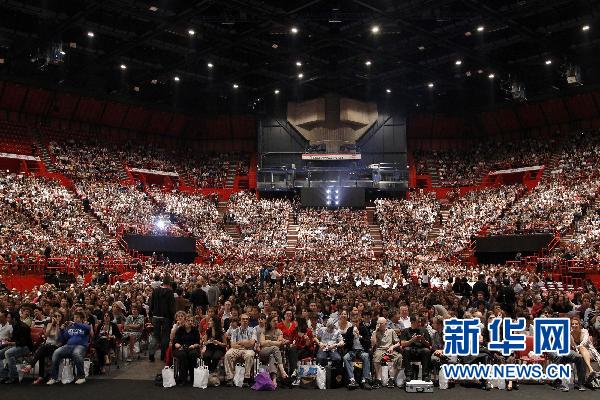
[169,311,593,392]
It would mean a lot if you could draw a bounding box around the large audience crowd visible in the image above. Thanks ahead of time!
[0,130,599,391]
[1,260,599,391]
[295,209,374,261]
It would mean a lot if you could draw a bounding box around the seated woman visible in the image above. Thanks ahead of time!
[286,317,315,377]
[96,312,122,374]
[259,315,289,387]
[173,315,201,386]
[571,315,599,377]
[201,316,226,372]
[21,311,64,384]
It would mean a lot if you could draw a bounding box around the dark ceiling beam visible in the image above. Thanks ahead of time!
[353,0,509,75]
[100,0,213,64]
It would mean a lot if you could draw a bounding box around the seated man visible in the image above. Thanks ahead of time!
[47,311,91,385]
[316,320,344,366]
[224,313,256,387]
[400,315,432,382]
[0,311,32,384]
[122,305,145,362]
[343,310,372,390]
[371,317,402,388]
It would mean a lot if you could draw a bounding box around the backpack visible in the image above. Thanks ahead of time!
[586,372,600,390]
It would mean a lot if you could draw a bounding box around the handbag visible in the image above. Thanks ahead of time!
[162,366,176,388]
[61,360,75,384]
[193,361,209,389]
[233,364,245,387]
[252,371,276,391]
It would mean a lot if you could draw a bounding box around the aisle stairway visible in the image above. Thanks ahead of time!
[225,162,236,188]
[286,211,298,258]
[366,206,384,257]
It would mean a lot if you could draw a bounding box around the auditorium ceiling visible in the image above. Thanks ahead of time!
[0,0,598,113]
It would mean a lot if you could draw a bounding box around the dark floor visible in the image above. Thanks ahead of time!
[1,380,596,400]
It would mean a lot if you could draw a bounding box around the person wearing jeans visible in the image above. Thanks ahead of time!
[21,311,64,384]
[0,311,32,384]
[316,320,344,366]
[47,311,91,385]
[343,311,372,390]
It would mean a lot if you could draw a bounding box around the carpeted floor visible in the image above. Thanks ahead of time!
[0,380,595,400]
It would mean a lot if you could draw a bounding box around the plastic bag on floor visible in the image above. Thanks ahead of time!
[381,364,390,386]
[193,363,209,389]
[162,366,176,388]
[233,364,245,387]
[61,360,75,384]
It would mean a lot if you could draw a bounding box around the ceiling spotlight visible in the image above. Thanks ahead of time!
[418,46,425,51]
[296,61,302,67]
[120,64,127,70]
[59,50,66,55]
[272,43,278,49]
[427,82,434,88]
[386,88,391,93]
[233,83,239,89]
[371,25,380,34]
[476,26,484,32]
[455,60,462,65]
[298,73,303,79]
[365,60,372,66]
[87,32,95,37]
[133,86,140,92]
[149,6,158,11]
[151,79,157,84]
[545,59,552,65]
[582,25,590,31]
[188,29,195,36]
[488,73,495,79]
[174,76,180,82]
[207,62,213,68]
[274,89,280,94]
[290,27,298,34]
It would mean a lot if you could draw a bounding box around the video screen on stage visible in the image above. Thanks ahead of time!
[300,187,365,208]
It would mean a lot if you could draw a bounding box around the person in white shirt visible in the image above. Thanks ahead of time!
[0,310,13,348]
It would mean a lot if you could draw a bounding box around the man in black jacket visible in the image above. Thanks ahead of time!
[343,310,372,390]
[148,275,175,362]
[472,274,489,300]
[189,283,208,313]
[400,315,432,382]
[0,311,32,384]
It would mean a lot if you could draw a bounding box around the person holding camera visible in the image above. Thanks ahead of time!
[400,314,432,382]
[173,315,201,386]
[21,312,64,384]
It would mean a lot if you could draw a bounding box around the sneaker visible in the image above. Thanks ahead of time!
[574,385,586,392]
[226,379,235,387]
[46,378,58,385]
[387,380,395,389]
[126,357,133,362]
[242,380,251,388]
[362,380,372,390]
[348,379,359,390]
[371,379,382,389]
[560,385,570,392]
[75,378,86,385]
[292,377,301,386]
